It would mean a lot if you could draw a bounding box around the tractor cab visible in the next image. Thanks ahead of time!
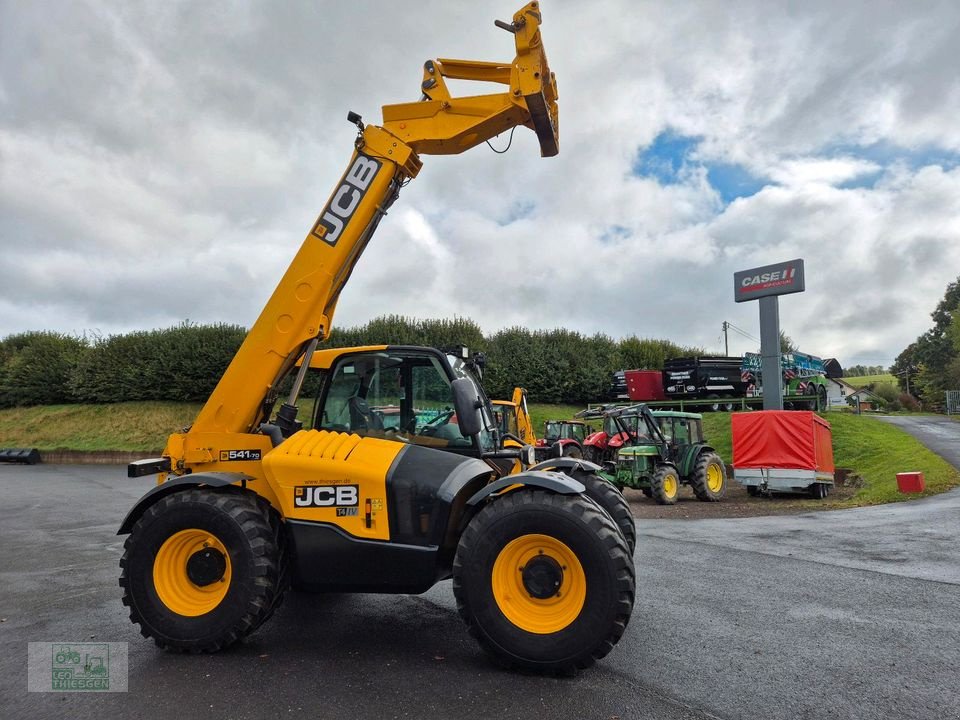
[603,406,727,505]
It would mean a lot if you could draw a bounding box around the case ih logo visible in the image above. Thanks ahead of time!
[734,259,805,303]
[740,266,796,292]
[311,155,382,246]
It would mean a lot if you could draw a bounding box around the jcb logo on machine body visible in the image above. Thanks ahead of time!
[294,484,360,508]
[311,155,382,246]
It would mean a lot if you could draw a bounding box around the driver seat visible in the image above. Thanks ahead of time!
[348,396,383,432]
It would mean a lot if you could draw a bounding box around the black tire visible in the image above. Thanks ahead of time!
[804,383,818,410]
[533,463,636,556]
[690,451,726,502]
[453,490,635,674]
[746,485,760,497]
[119,488,281,652]
[562,444,584,460]
[650,464,680,505]
[576,471,636,556]
[808,482,827,499]
[816,385,827,412]
[641,487,653,499]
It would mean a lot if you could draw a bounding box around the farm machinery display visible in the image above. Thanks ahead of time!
[535,419,589,460]
[598,405,727,504]
[741,351,828,411]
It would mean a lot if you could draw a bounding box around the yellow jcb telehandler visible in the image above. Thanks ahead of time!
[119,3,634,673]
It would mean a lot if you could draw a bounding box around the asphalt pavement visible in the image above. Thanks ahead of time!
[1,464,958,720]
[876,414,960,468]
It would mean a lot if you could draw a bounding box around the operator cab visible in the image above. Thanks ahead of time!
[308,346,497,456]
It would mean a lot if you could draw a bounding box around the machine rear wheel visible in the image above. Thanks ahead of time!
[119,489,281,652]
[808,482,828,499]
[691,451,726,502]
[650,465,680,505]
[453,490,635,674]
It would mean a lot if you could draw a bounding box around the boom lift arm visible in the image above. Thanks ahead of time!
[156,3,558,472]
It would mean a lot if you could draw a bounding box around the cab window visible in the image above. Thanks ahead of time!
[315,352,474,449]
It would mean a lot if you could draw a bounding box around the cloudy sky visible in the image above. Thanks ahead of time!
[2,1,959,367]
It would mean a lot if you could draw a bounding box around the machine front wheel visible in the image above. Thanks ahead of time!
[650,465,680,505]
[452,490,635,674]
[119,488,281,652]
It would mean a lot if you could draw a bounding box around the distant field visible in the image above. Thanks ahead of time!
[842,373,897,387]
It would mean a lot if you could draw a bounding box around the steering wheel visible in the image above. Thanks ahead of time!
[419,409,455,436]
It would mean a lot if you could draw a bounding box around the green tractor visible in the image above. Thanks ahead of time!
[602,405,727,505]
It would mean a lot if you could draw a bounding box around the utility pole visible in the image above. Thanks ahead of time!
[722,321,729,356]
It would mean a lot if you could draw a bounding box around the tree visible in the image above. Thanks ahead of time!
[892,275,960,405]
[779,331,797,354]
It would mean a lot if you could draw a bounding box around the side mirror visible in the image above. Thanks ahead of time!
[451,377,483,437]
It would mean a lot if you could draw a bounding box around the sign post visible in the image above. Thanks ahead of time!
[734,259,806,411]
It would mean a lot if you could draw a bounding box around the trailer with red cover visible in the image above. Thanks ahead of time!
[732,410,835,498]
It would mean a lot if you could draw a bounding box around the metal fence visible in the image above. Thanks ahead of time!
[947,390,960,415]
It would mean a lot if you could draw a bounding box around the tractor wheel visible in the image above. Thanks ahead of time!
[641,487,653,499]
[119,488,281,652]
[562,444,584,460]
[650,465,680,505]
[452,489,635,674]
[816,385,827,412]
[691,452,726,502]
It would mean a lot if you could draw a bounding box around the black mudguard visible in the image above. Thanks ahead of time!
[527,457,603,475]
[465,470,585,507]
[117,472,251,535]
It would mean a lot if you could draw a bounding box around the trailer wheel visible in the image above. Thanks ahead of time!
[808,482,827,500]
[746,485,760,497]
[650,465,680,505]
[816,385,827,412]
[641,487,653,499]
[120,489,281,652]
[691,452,726,502]
[453,489,634,674]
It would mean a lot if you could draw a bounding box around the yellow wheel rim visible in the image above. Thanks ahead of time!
[662,473,678,498]
[706,463,724,493]
[491,534,586,634]
[153,529,232,617]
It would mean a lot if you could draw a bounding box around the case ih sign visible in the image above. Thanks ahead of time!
[734,259,805,303]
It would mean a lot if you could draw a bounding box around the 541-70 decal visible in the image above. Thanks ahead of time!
[219,449,262,462]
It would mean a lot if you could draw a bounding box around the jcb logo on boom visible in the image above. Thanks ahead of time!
[311,155,382,246]
[294,485,359,508]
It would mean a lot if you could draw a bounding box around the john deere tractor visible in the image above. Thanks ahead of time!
[602,405,726,505]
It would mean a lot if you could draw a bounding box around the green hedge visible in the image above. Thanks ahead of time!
[0,316,698,407]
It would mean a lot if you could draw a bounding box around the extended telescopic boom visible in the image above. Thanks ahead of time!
[165,3,558,469]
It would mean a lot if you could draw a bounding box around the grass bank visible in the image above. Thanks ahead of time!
[2,402,958,508]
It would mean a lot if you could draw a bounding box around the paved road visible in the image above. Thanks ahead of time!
[876,414,960,468]
[2,465,958,720]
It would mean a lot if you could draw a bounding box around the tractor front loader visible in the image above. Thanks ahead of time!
[118,4,635,674]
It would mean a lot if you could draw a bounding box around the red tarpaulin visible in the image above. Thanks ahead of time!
[732,411,834,473]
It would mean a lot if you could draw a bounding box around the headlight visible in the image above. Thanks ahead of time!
[523,445,537,467]
[686,384,696,392]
